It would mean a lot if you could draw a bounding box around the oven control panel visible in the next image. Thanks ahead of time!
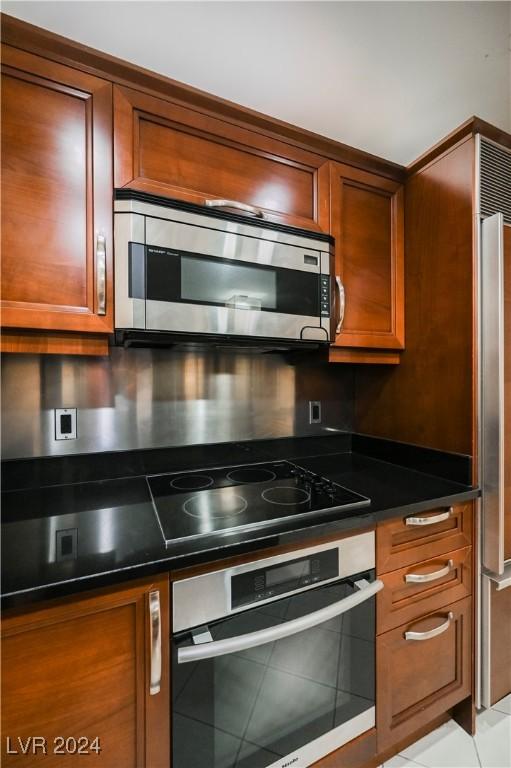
[231,548,339,609]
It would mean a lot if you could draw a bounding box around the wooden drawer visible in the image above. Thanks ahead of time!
[377,502,473,574]
[376,596,472,752]
[377,546,472,634]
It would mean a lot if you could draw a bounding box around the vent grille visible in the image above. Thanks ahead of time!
[479,138,511,225]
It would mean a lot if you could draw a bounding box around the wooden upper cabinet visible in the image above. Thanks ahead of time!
[0,45,113,334]
[113,85,325,231]
[1,575,169,767]
[319,162,404,350]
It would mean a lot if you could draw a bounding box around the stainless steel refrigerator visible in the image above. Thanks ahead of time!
[479,135,511,708]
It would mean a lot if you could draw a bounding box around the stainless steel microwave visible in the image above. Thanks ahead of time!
[114,191,334,347]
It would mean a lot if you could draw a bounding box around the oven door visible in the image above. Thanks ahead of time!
[129,237,330,342]
[172,572,381,768]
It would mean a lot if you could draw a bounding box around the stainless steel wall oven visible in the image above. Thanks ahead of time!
[172,531,382,768]
[114,192,334,347]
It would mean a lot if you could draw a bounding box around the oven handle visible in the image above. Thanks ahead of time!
[177,578,383,664]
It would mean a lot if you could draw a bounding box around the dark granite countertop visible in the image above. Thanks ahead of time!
[1,434,479,609]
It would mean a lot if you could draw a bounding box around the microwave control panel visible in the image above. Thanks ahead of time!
[320,275,331,317]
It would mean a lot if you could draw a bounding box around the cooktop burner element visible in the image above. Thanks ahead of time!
[147,461,371,546]
[226,467,276,484]
[183,489,248,519]
[170,474,214,491]
[262,485,311,505]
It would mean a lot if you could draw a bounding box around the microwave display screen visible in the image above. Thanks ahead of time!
[266,559,310,587]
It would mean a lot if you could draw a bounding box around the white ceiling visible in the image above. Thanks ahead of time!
[3,1,511,165]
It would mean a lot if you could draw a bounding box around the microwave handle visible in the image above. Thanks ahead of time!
[177,577,383,664]
[205,198,265,219]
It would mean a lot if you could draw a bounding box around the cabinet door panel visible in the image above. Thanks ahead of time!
[1,46,113,333]
[489,580,511,705]
[321,162,404,350]
[114,85,324,230]
[1,576,169,768]
[377,597,471,752]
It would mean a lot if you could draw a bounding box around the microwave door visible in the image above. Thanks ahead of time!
[144,247,328,342]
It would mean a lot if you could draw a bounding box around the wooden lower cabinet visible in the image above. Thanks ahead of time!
[488,580,511,705]
[377,502,473,574]
[376,596,472,752]
[377,546,472,634]
[1,575,169,767]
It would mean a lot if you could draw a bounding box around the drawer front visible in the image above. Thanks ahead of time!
[377,502,473,575]
[377,546,472,634]
[376,596,472,752]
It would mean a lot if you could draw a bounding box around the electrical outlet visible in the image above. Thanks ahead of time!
[309,401,322,424]
[55,408,77,440]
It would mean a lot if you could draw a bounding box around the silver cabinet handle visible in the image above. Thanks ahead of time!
[405,559,454,584]
[335,275,345,334]
[149,590,161,695]
[405,611,454,641]
[405,507,453,526]
[178,578,383,664]
[205,199,264,219]
[96,233,106,315]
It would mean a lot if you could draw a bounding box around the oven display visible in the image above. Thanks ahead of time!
[231,548,338,609]
[266,560,310,587]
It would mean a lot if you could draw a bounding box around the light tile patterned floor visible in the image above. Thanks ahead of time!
[379,696,511,768]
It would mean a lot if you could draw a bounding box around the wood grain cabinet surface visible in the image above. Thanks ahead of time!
[319,162,404,352]
[0,45,113,336]
[377,502,473,574]
[376,596,472,752]
[488,579,511,706]
[1,575,169,767]
[114,85,327,231]
[377,545,472,634]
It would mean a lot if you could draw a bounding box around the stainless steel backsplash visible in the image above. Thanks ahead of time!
[1,348,353,459]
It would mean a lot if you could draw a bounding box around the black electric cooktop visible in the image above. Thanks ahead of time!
[147,461,370,545]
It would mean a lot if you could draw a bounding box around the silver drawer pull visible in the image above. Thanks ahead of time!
[96,233,106,315]
[149,590,161,695]
[405,507,453,526]
[205,199,264,218]
[405,611,454,641]
[405,559,454,584]
[335,276,345,334]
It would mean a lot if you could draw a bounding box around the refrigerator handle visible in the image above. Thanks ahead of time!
[480,212,505,575]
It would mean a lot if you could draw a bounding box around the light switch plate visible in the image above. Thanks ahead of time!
[55,408,77,440]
